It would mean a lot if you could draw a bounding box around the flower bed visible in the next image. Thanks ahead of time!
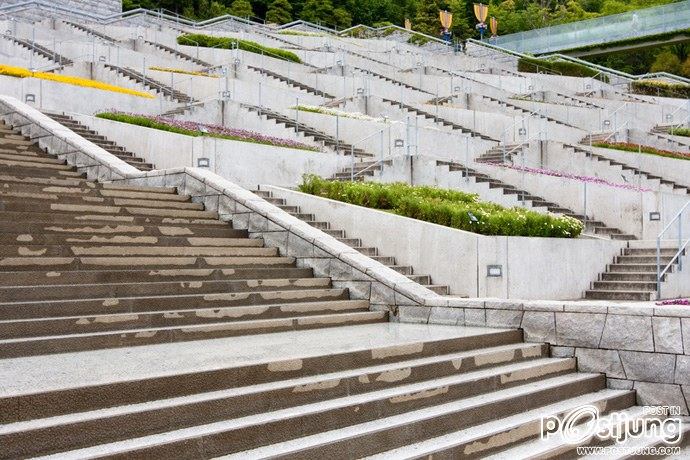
[299,175,583,238]
[656,298,689,306]
[592,141,690,162]
[149,67,218,78]
[292,105,383,122]
[0,64,153,98]
[177,34,301,63]
[490,163,652,192]
[631,80,690,99]
[96,112,319,151]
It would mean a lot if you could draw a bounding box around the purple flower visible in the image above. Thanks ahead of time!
[656,298,689,306]
[485,163,652,192]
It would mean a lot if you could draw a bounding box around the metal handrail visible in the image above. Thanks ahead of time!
[349,127,389,181]
[657,200,690,299]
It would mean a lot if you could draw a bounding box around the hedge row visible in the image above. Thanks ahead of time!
[517,57,607,81]
[299,175,583,238]
[630,80,690,99]
[592,141,690,161]
[177,33,301,63]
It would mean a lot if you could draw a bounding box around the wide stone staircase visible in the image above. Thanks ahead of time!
[104,64,195,103]
[43,112,155,171]
[0,82,683,460]
[254,188,450,295]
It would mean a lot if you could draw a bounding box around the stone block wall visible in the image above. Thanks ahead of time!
[399,298,690,414]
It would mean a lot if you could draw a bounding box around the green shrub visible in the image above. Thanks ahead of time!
[518,57,608,81]
[592,141,690,161]
[407,33,431,46]
[177,33,301,63]
[630,80,690,99]
[298,175,583,238]
[672,127,690,137]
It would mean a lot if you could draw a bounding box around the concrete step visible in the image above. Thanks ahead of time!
[0,221,244,238]
[615,255,675,264]
[61,371,604,458]
[0,342,548,456]
[0,276,330,302]
[0,266,314,286]
[0,309,387,358]
[591,280,658,291]
[0,243,278,258]
[584,289,654,301]
[0,328,524,423]
[0,254,298,272]
[0,200,218,220]
[0,193,202,210]
[0,233,255,247]
[0,209,223,227]
[600,272,660,282]
[608,263,661,273]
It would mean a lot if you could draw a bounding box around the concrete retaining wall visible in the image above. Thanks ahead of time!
[265,185,625,300]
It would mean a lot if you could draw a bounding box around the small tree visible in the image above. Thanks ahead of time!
[265,0,293,24]
[228,0,254,18]
[332,7,353,29]
[413,0,441,37]
[651,51,682,75]
[301,0,333,25]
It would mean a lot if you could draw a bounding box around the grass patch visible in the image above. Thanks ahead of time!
[592,141,690,161]
[0,64,153,98]
[299,175,583,238]
[96,112,319,151]
[631,80,690,99]
[177,33,301,63]
[517,57,608,81]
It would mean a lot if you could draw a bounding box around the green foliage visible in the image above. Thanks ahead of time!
[518,57,607,80]
[650,51,682,74]
[592,141,690,161]
[177,33,301,62]
[300,0,334,26]
[672,128,690,137]
[266,0,293,24]
[333,8,353,29]
[228,0,254,18]
[630,80,690,99]
[407,33,432,46]
[298,175,584,238]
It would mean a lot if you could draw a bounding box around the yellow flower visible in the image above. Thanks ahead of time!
[149,66,218,78]
[0,64,154,98]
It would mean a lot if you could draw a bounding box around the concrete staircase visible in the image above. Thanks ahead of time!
[382,98,499,141]
[254,188,450,295]
[353,66,433,95]
[247,64,335,99]
[104,64,194,103]
[0,64,677,460]
[476,143,526,163]
[565,143,690,194]
[436,160,636,240]
[243,104,373,157]
[63,20,118,43]
[2,34,73,67]
[480,94,579,129]
[42,112,155,171]
[144,39,213,68]
[585,245,684,300]
[0,119,385,359]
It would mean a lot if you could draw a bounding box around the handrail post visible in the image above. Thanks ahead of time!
[350,145,355,181]
[657,237,662,300]
[680,217,684,272]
